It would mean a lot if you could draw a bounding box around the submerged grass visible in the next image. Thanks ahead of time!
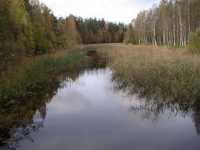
[0,50,86,102]
[98,44,200,103]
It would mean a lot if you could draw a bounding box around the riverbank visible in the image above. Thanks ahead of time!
[0,48,88,103]
[1,43,200,147]
[2,43,200,105]
[0,46,101,145]
[95,44,200,104]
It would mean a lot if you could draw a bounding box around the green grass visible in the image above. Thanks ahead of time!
[0,50,86,102]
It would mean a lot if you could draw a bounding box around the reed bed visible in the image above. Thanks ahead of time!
[98,44,200,103]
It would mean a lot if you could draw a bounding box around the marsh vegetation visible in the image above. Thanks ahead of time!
[1,44,200,150]
[1,43,200,150]
[1,0,200,149]
[98,44,200,102]
[0,48,104,147]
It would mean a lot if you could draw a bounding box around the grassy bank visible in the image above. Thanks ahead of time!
[0,47,105,145]
[97,44,200,104]
[0,49,88,103]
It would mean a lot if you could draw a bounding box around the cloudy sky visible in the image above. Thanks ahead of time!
[40,0,160,24]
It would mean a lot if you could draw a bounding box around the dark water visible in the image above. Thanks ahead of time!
[1,68,200,150]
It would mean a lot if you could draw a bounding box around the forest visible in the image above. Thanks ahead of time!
[2,0,200,68]
[125,0,200,49]
[0,0,126,71]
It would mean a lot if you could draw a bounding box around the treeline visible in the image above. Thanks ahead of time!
[0,0,126,69]
[125,0,200,47]
[76,18,126,44]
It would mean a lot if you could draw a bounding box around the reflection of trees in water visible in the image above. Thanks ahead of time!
[0,80,57,150]
[5,111,45,150]
[128,101,190,123]
[192,101,200,135]
[38,105,47,121]
[112,73,200,135]
[0,75,77,149]
[0,53,107,149]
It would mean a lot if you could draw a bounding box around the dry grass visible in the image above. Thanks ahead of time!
[97,44,200,103]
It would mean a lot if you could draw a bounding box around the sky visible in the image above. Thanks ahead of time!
[39,0,160,24]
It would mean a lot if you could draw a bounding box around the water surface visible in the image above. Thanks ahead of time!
[1,68,200,150]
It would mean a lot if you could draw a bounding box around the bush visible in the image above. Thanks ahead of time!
[189,28,200,54]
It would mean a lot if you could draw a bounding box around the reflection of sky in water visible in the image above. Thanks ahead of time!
[47,69,115,115]
[19,68,200,150]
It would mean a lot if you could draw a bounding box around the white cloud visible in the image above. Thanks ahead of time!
[39,0,160,24]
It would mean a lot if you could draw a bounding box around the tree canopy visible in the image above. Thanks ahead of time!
[125,0,200,48]
[0,0,126,69]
